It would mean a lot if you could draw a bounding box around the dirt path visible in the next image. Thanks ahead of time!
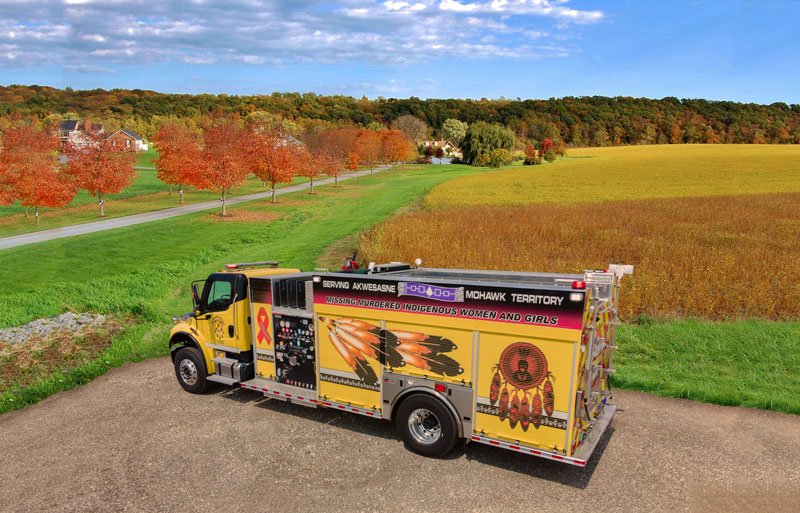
[0,166,387,250]
[1,357,798,512]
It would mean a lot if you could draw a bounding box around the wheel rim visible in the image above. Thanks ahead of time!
[179,358,198,385]
[408,408,441,445]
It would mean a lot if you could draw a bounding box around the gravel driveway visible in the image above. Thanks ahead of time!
[1,357,798,512]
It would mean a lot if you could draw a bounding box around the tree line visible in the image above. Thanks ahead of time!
[2,85,800,146]
[0,114,417,224]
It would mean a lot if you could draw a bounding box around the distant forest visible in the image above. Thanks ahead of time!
[2,84,799,146]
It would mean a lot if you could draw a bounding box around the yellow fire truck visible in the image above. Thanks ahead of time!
[169,260,632,466]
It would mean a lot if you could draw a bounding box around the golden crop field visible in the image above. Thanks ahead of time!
[425,144,800,208]
[361,148,800,321]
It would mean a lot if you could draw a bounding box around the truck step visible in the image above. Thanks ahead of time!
[211,356,239,366]
[207,374,238,385]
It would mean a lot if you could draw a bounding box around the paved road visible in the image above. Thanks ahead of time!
[1,357,797,512]
[0,167,386,250]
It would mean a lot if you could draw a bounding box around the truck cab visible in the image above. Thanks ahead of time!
[168,262,299,392]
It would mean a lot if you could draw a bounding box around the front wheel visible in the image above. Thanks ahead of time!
[396,394,458,458]
[174,346,210,394]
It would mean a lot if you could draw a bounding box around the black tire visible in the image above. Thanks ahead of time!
[396,394,459,458]
[173,346,210,394]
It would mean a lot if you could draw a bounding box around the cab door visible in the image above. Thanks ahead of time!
[196,273,241,351]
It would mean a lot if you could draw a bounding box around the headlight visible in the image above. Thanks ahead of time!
[172,316,179,323]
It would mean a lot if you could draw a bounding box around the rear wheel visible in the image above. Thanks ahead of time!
[396,394,458,458]
[174,347,210,394]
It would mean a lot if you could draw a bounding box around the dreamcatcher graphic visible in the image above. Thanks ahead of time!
[489,342,555,431]
[320,317,464,386]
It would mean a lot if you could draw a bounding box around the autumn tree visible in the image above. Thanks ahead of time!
[246,124,303,203]
[303,128,352,186]
[197,121,249,215]
[381,130,414,168]
[153,121,202,203]
[0,125,77,224]
[297,148,321,193]
[390,115,428,144]
[66,131,136,217]
[354,129,381,177]
[315,152,340,187]
[538,138,556,157]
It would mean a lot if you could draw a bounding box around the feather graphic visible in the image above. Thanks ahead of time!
[323,317,463,378]
[329,331,378,385]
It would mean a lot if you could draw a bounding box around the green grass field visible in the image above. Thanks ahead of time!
[0,164,482,413]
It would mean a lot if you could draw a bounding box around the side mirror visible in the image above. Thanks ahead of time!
[191,283,201,311]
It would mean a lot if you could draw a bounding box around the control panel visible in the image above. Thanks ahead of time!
[273,313,316,390]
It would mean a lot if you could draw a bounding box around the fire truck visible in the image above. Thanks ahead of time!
[169,260,632,466]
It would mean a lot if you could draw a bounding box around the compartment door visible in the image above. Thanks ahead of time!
[475,332,576,454]
[250,278,276,380]
[317,313,383,412]
[383,320,473,386]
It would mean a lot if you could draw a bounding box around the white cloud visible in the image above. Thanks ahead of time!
[0,0,604,68]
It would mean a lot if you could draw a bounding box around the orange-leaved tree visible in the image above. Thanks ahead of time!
[197,121,249,215]
[66,131,136,217]
[354,129,382,177]
[0,125,77,224]
[294,146,320,193]
[303,128,351,186]
[153,121,202,203]
[381,129,414,169]
[246,125,302,203]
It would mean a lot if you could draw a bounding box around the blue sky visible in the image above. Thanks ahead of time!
[0,1,798,103]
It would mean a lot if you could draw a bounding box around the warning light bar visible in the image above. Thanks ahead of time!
[572,281,586,289]
[224,261,279,269]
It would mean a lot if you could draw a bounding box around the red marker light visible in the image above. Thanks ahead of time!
[435,384,446,392]
[572,281,586,289]
[225,264,237,269]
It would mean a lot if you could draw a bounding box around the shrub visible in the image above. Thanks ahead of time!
[489,148,512,168]
[543,148,557,162]
[475,153,491,167]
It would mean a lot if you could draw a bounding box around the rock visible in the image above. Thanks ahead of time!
[0,312,110,346]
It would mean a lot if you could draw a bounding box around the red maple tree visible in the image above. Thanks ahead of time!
[295,147,321,193]
[197,121,249,215]
[153,122,202,203]
[381,130,415,168]
[246,125,304,203]
[1,125,77,224]
[354,129,382,177]
[66,131,136,217]
[538,138,556,158]
[304,129,350,186]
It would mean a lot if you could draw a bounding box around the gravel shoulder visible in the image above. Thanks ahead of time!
[1,357,798,513]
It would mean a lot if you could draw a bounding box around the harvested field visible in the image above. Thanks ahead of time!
[360,192,800,321]
[426,145,800,208]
